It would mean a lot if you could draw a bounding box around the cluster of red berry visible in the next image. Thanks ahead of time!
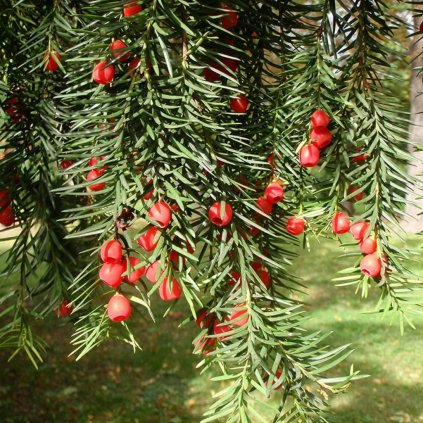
[299,110,332,168]
[0,189,15,227]
[332,212,386,279]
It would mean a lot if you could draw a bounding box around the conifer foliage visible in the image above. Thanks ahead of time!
[0,1,422,421]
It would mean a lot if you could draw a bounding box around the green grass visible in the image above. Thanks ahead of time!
[0,237,422,423]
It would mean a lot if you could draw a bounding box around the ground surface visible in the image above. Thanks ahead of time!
[0,237,422,423]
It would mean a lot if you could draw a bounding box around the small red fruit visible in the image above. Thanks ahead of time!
[264,182,284,204]
[256,197,273,215]
[203,62,222,82]
[44,50,61,72]
[107,294,131,322]
[60,160,73,170]
[148,202,172,228]
[213,318,231,341]
[137,226,160,252]
[348,186,364,201]
[124,257,145,284]
[230,94,248,113]
[193,335,216,355]
[86,168,106,191]
[99,262,124,288]
[310,110,330,128]
[128,57,143,78]
[0,206,15,227]
[229,306,249,327]
[420,21,423,32]
[145,261,163,283]
[100,240,123,263]
[229,271,241,288]
[109,40,130,62]
[265,369,283,390]
[208,201,233,227]
[286,216,305,236]
[222,5,238,29]
[360,237,377,255]
[332,212,351,235]
[258,268,271,289]
[0,190,10,208]
[350,221,370,241]
[360,254,382,278]
[195,309,216,329]
[310,127,332,149]
[55,299,73,318]
[299,144,320,168]
[93,61,115,85]
[123,1,142,17]
[159,277,182,301]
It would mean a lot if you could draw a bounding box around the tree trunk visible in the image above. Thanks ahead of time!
[403,15,423,233]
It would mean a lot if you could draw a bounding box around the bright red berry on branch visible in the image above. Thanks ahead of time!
[107,294,131,322]
[86,168,106,191]
[195,308,216,329]
[256,197,273,214]
[137,226,160,252]
[99,262,125,288]
[286,216,305,236]
[350,221,370,241]
[123,1,142,17]
[230,94,249,113]
[123,257,145,284]
[145,261,163,283]
[213,318,231,341]
[229,306,249,327]
[221,5,238,29]
[348,186,364,201]
[193,335,216,355]
[159,277,182,301]
[59,160,73,170]
[332,212,351,234]
[208,201,233,227]
[360,237,377,255]
[310,110,330,128]
[310,127,332,149]
[0,206,15,227]
[55,299,73,318]
[100,240,123,263]
[148,202,172,228]
[360,254,382,278]
[264,182,284,204]
[299,144,320,167]
[93,62,115,85]
[109,40,130,62]
[44,50,61,72]
[128,57,143,78]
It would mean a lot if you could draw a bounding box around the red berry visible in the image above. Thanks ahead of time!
[203,62,222,82]
[123,1,142,17]
[286,216,305,236]
[265,369,284,390]
[159,277,182,301]
[332,212,351,235]
[128,57,143,78]
[0,189,11,208]
[0,205,14,227]
[256,197,273,214]
[99,262,124,288]
[208,201,233,227]
[44,50,61,72]
[123,256,145,284]
[222,5,238,29]
[109,40,130,62]
[137,226,160,252]
[145,261,163,283]
[100,240,123,263]
[299,144,320,167]
[55,299,73,318]
[93,62,115,85]
[193,335,216,355]
[230,94,248,114]
[420,21,423,32]
[229,306,249,327]
[222,57,239,73]
[148,201,172,228]
[258,269,271,289]
[107,294,131,322]
[348,186,364,201]
[350,221,369,241]
[310,110,330,128]
[195,309,216,329]
[360,237,377,255]
[86,168,106,191]
[88,156,104,167]
[229,271,241,288]
[310,127,332,149]
[360,254,382,278]
[264,182,284,204]
[213,318,231,341]
[60,160,73,170]
[267,154,276,168]
[352,148,369,163]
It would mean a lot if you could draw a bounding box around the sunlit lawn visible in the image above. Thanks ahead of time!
[0,235,422,423]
